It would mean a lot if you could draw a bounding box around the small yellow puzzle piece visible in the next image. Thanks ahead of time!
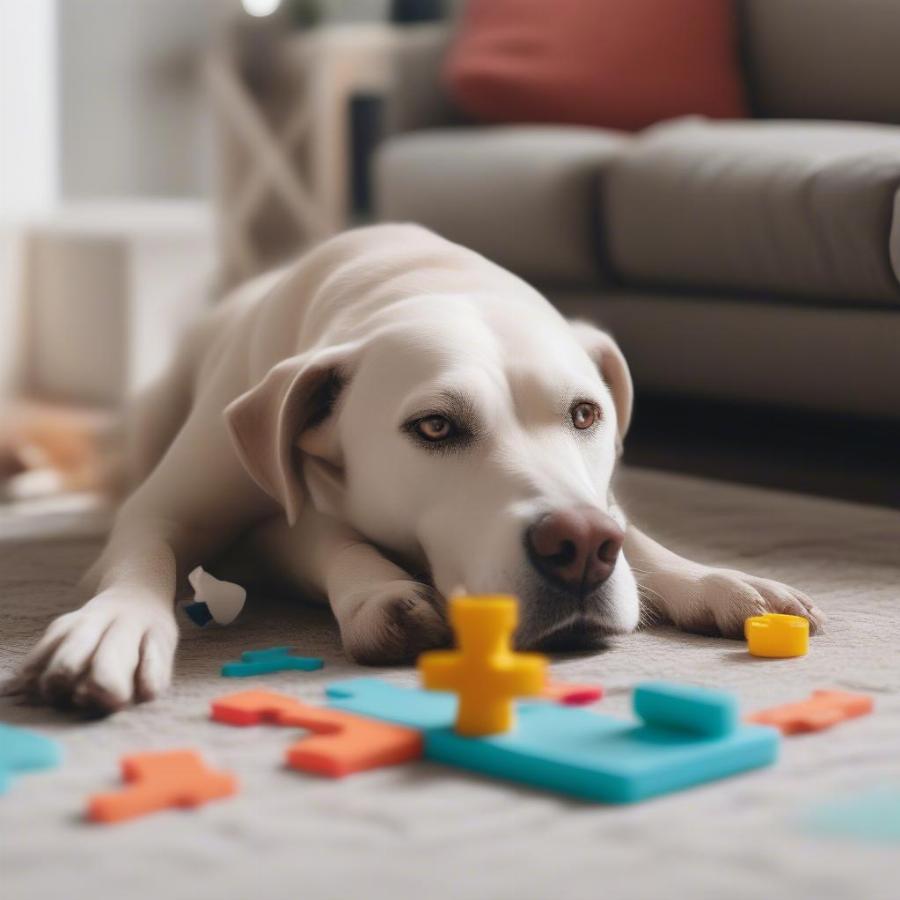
[418,595,547,737]
[745,613,809,658]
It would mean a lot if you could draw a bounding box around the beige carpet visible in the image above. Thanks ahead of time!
[1,468,899,900]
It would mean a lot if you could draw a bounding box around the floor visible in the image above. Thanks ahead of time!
[1,467,899,900]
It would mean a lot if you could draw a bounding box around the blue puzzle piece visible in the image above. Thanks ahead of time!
[221,646,324,677]
[326,678,779,804]
[0,723,61,794]
[184,602,213,627]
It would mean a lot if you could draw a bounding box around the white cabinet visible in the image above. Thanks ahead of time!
[4,201,215,406]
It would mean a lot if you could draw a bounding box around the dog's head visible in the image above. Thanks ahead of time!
[226,295,639,650]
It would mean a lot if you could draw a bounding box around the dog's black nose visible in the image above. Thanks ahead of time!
[526,508,624,595]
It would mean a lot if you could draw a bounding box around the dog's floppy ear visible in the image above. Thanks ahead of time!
[224,343,358,525]
[568,320,633,444]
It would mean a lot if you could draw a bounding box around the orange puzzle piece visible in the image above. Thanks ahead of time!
[211,689,423,777]
[87,750,237,824]
[746,690,873,734]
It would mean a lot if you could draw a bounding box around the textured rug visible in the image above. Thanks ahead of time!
[1,468,899,900]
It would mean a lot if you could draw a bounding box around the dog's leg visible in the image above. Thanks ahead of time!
[625,526,826,637]
[256,510,451,664]
[13,410,267,711]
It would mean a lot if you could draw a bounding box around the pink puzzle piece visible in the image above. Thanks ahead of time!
[542,680,604,706]
[746,690,873,734]
[211,689,423,777]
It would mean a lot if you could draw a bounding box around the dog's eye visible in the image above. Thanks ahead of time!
[403,403,475,451]
[415,415,454,442]
[571,401,600,430]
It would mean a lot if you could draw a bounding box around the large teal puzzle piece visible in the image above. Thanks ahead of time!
[0,723,61,794]
[329,678,457,729]
[221,646,324,677]
[326,678,779,804]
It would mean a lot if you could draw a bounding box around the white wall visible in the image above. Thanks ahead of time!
[0,1,57,393]
[58,0,230,199]
[0,0,58,217]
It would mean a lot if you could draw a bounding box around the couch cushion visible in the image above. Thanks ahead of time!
[741,0,900,125]
[444,0,747,131]
[375,126,628,283]
[606,118,900,304]
[553,289,900,418]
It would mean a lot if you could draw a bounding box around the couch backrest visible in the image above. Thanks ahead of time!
[741,0,900,124]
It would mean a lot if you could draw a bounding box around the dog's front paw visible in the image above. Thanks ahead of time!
[9,593,178,712]
[660,567,826,638]
[340,581,452,666]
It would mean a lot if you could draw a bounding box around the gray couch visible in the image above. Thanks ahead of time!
[373,1,900,418]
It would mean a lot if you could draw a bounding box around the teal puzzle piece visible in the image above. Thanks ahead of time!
[804,786,900,843]
[0,723,61,794]
[221,646,324,678]
[326,678,779,804]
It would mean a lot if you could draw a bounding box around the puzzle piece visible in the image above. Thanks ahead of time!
[187,566,246,625]
[747,690,873,734]
[745,613,809,658]
[221,646,324,677]
[87,750,237,823]
[804,786,900,843]
[418,595,546,736]
[541,680,604,706]
[211,689,422,777]
[327,678,780,804]
[184,602,213,626]
[0,723,61,794]
[634,682,737,737]
[327,679,456,729]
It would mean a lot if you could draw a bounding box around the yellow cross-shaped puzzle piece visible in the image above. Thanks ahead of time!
[418,595,547,737]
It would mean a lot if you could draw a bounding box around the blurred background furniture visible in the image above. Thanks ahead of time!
[206,3,900,506]
[0,201,212,503]
[2,0,897,508]
[209,21,442,288]
[372,2,900,422]
[208,24,396,284]
[6,202,213,407]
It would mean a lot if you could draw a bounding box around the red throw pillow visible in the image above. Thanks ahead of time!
[444,0,748,131]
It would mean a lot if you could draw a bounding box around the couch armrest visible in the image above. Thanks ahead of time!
[383,23,460,134]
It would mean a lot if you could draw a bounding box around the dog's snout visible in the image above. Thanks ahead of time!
[526,508,624,595]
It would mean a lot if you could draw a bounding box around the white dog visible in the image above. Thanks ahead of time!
[13,225,824,711]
